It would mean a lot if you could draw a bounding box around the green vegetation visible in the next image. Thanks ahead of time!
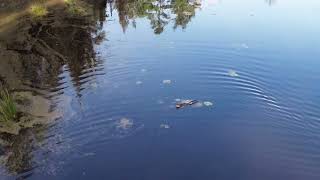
[30,4,48,17]
[0,89,17,122]
[64,0,86,15]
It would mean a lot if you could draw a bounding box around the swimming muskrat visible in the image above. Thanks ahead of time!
[176,100,198,109]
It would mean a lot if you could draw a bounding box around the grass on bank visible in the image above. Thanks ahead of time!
[64,0,86,15]
[0,90,17,122]
[30,4,48,17]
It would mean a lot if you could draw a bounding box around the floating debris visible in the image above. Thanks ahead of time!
[136,81,143,85]
[203,101,214,106]
[162,80,172,84]
[157,100,164,104]
[117,118,133,129]
[83,152,96,157]
[90,82,98,88]
[160,124,170,129]
[176,100,198,109]
[228,70,239,77]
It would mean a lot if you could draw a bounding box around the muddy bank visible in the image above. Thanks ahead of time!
[0,0,103,90]
[0,0,106,175]
[0,0,99,134]
[0,91,71,135]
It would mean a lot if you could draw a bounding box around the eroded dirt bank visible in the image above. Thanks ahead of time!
[0,0,106,175]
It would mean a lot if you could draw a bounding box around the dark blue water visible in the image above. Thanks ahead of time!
[1,0,320,179]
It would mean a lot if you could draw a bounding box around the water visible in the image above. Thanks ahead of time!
[0,0,320,179]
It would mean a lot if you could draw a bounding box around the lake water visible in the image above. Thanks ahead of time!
[0,0,320,179]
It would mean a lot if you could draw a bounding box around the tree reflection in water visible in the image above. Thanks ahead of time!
[112,0,201,34]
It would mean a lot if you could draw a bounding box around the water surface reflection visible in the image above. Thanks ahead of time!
[0,0,320,179]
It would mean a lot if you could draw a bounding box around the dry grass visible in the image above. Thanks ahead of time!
[0,89,17,122]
